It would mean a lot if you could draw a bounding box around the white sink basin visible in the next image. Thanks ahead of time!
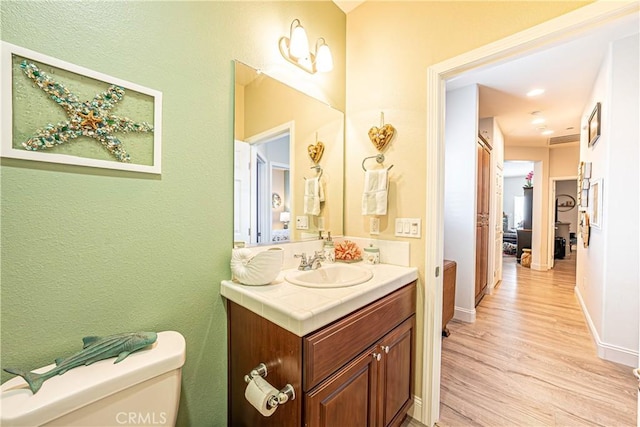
[285,264,373,288]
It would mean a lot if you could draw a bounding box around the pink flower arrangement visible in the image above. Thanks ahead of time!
[524,171,534,188]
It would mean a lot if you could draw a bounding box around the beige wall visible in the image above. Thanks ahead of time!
[345,0,591,401]
[550,144,580,177]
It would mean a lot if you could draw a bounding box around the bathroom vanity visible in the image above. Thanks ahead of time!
[222,263,418,427]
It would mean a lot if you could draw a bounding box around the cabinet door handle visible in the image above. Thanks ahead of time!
[381,345,390,354]
[372,352,381,361]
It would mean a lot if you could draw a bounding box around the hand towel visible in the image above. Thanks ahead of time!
[304,177,322,216]
[362,169,388,215]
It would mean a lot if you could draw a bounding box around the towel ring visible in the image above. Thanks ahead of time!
[362,154,394,171]
[305,165,323,180]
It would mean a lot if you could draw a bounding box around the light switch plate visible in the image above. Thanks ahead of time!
[395,218,403,235]
[394,218,421,238]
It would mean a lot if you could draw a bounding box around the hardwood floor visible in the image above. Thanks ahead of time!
[436,253,637,426]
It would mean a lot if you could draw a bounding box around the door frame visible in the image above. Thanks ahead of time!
[421,2,640,425]
[245,121,295,245]
[548,175,578,269]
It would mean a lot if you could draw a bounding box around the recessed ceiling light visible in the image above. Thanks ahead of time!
[532,118,545,125]
[541,130,554,135]
[527,88,545,97]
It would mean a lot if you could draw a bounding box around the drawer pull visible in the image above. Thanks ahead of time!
[372,352,381,361]
[381,345,390,354]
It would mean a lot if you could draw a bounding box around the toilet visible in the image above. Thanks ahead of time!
[0,330,186,426]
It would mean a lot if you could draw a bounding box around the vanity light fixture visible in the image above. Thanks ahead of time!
[280,211,291,229]
[279,19,333,74]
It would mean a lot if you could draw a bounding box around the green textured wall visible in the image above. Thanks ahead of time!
[0,2,345,426]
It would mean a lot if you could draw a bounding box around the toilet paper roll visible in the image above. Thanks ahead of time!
[244,376,279,417]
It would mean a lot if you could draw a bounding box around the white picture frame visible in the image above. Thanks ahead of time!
[1,41,162,174]
[590,178,603,228]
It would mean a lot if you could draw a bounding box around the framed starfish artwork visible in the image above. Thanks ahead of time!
[1,42,162,174]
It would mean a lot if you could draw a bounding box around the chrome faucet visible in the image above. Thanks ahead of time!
[294,251,325,270]
[309,251,325,270]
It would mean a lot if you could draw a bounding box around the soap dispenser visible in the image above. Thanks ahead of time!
[323,231,335,263]
[364,243,380,265]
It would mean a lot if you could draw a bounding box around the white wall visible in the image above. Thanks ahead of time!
[576,33,639,367]
[444,85,479,322]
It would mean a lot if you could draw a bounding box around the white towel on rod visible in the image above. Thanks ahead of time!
[304,177,323,216]
[362,169,388,215]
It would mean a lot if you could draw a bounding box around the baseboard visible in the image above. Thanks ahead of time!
[407,395,423,423]
[453,306,476,323]
[531,262,548,271]
[574,286,639,367]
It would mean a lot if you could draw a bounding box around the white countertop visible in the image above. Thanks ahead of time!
[221,262,418,337]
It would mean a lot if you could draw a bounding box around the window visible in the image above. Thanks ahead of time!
[514,195,525,229]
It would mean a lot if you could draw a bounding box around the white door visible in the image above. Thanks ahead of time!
[494,167,504,285]
[234,140,251,244]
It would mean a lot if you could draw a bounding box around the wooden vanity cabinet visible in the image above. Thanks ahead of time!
[305,316,415,427]
[227,281,416,427]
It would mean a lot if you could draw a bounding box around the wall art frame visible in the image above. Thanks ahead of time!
[588,102,601,148]
[589,178,603,228]
[579,211,590,248]
[1,41,162,174]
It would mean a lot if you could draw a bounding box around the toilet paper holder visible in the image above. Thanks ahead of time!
[244,363,295,409]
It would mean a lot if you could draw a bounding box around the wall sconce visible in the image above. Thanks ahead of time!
[279,19,333,74]
[280,211,291,229]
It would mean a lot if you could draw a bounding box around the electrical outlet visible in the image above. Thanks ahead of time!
[296,215,309,230]
[370,217,380,235]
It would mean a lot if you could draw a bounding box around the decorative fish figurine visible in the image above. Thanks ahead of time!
[3,331,157,394]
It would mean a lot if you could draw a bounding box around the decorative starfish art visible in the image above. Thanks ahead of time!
[19,61,153,163]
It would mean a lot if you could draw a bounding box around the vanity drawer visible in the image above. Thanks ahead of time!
[303,282,416,391]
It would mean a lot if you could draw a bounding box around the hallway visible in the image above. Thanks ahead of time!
[437,254,637,426]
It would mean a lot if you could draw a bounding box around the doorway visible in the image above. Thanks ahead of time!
[549,177,579,270]
[422,3,639,425]
[234,122,292,246]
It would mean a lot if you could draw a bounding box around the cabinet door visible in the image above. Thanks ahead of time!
[305,347,378,427]
[378,316,414,427]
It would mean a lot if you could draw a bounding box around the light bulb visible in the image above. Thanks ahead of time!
[289,22,310,60]
[315,41,333,73]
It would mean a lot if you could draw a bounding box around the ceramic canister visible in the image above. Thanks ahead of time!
[364,244,380,265]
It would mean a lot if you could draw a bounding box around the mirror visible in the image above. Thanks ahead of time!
[234,61,344,246]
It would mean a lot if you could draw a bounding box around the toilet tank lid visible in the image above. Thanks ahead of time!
[0,330,186,426]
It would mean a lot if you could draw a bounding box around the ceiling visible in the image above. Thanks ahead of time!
[447,12,639,147]
[334,1,638,148]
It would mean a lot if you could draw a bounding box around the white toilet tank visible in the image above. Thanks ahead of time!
[1,330,186,427]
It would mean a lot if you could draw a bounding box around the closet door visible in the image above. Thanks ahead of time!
[475,137,491,306]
